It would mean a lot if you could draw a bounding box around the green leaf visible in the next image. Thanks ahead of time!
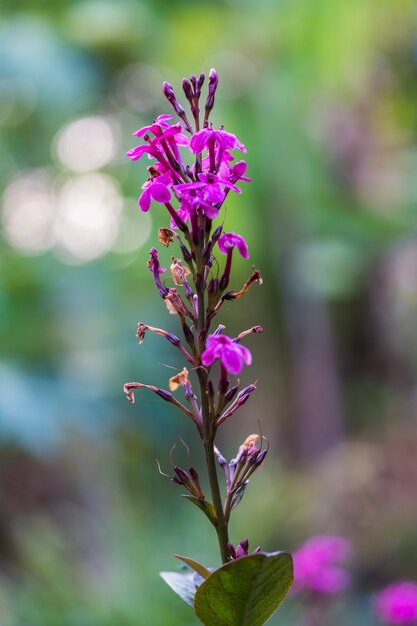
[194,551,293,626]
[174,555,211,580]
[160,570,199,607]
[182,495,217,524]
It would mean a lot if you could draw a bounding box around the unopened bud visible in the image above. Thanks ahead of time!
[207,278,219,297]
[227,542,237,560]
[156,388,172,401]
[163,81,185,116]
[205,68,219,113]
[224,385,238,403]
[188,467,199,482]
[255,449,268,466]
[211,225,223,244]
[182,78,193,101]
[166,333,180,346]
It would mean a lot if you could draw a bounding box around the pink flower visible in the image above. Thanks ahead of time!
[189,127,246,154]
[139,170,172,212]
[133,114,189,145]
[127,121,188,163]
[132,114,174,137]
[201,334,252,375]
[218,232,249,259]
[293,535,352,595]
[374,582,417,625]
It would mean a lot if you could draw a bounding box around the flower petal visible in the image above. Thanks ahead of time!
[190,129,210,154]
[139,188,151,212]
[150,183,171,203]
[237,344,252,366]
[201,347,217,367]
[221,346,242,375]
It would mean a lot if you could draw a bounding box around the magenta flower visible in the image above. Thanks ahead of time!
[292,535,352,595]
[228,160,251,183]
[139,170,172,212]
[218,232,249,259]
[175,186,220,222]
[175,173,240,207]
[189,127,246,154]
[374,582,417,625]
[201,334,252,375]
[133,114,189,145]
[133,114,175,137]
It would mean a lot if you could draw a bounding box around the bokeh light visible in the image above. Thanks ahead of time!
[53,115,119,173]
[54,173,122,263]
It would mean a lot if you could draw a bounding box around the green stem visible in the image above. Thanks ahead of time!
[196,258,229,564]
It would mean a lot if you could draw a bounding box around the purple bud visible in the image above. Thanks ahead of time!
[235,545,246,559]
[211,225,223,244]
[182,78,193,101]
[224,385,238,403]
[239,538,249,553]
[207,278,219,296]
[216,452,228,468]
[179,241,193,264]
[227,543,237,560]
[162,81,185,116]
[183,280,194,300]
[205,68,219,113]
[156,388,172,401]
[182,323,194,344]
[236,447,248,465]
[173,466,193,487]
[198,73,205,91]
[255,449,268,466]
[188,467,199,482]
[183,383,194,401]
[166,333,180,346]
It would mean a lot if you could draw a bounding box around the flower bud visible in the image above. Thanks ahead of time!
[224,385,238,403]
[205,68,219,114]
[156,388,172,401]
[182,77,193,102]
[163,81,186,116]
[166,333,180,346]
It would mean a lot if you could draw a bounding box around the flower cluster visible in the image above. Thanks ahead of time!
[292,535,352,595]
[374,582,417,625]
[125,69,265,566]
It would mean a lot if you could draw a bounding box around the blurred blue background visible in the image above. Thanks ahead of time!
[1,1,417,624]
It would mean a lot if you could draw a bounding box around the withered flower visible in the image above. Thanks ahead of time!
[164,288,189,316]
[170,257,191,286]
[169,367,191,391]
[158,227,174,247]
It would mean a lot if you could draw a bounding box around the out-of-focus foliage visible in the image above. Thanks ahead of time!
[1,0,417,624]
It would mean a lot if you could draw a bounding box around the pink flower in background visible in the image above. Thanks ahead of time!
[293,535,352,595]
[374,582,417,625]
[201,334,252,375]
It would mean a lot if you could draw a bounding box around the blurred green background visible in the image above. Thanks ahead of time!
[1,0,417,624]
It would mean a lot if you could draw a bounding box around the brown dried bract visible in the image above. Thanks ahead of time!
[164,288,189,316]
[158,227,174,247]
[170,257,191,286]
[136,322,148,344]
[169,367,191,392]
